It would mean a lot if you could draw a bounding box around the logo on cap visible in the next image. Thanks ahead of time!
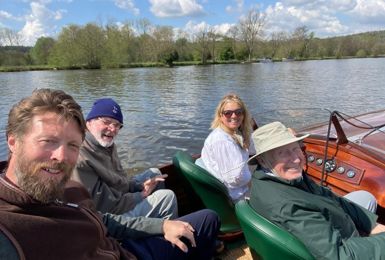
[112,106,118,114]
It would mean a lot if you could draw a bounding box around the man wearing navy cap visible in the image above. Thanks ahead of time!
[73,98,178,220]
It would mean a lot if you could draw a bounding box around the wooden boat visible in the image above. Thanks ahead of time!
[161,109,385,258]
[163,109,385,216]
[296,109,385,222]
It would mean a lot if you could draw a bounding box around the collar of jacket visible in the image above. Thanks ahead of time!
[0,175,43,207]
[255,168,304,186]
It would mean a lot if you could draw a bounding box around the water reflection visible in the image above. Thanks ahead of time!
[1,58,384,171]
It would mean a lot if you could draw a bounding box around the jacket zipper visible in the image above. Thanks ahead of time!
[54,200,120,259]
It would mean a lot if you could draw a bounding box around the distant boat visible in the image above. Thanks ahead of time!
[257,58,272,63]
[282,57,294,62]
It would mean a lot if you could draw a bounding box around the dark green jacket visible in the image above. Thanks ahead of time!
[250,169,385,260]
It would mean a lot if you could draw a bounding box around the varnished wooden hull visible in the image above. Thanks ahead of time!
[299,109,385,221]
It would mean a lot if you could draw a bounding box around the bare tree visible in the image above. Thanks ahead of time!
[269,31,288,58]
[135,18,152,35]
[194,26,211,64]
[227,25,239,58]
[208,28,220,62]
[0,27,22,46]
[238,8,266,61]
[290,26,314,58]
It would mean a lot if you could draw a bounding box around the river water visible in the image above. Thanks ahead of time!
[1,58,384,171]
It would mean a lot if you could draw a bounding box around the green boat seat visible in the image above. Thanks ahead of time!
[173,151,242,236]
[235,200,314,260]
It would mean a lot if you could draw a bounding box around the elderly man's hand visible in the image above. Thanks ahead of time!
[162,219,196,253]
[141,174,168,198]
[371,223,385,235]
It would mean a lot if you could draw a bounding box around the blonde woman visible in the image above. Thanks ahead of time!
[199,93,255,202]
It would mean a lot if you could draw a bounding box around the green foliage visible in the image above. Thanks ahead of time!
[219,46,235,60]
[0,46,31,66]
[30,37,55,65]
[48,23,105,69]
[235,47,249,61]
[356,49,367,57]
[159,49,179,67]
[3,18,385,71]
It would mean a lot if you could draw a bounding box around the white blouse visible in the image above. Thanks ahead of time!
[200,127,254,202]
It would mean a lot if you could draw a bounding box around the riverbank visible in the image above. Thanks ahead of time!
[0,60,241,72]
[1,56,384,72]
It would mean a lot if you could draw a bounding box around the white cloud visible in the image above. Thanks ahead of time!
[184,20,209,36]
[0,10,13,20]
[281,0,357,11]
[263,1,352,37]
[18,1,65,46]
[182,20,234,39]
[349,0,385,23]
[149,0,205,18]
[114,0,140,16]
[226,0,244,13]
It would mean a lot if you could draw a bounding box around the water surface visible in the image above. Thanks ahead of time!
[1,58,384,171]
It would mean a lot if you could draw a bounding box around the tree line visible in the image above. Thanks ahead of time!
[1,8,385,69]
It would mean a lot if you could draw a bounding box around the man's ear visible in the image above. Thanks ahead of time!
[7,135,17,153]
[257,154,269,168]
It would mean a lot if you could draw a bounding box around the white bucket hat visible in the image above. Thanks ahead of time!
[252,122,309,156]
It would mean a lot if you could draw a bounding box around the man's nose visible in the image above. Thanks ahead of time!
[291,152,302,163]
[51,145,68,162]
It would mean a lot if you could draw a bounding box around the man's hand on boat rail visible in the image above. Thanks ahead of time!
[162,220,196,253]
[141,174,168,198]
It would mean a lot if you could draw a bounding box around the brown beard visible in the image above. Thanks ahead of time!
[15,154,73,204]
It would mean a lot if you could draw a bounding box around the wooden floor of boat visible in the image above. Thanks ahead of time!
[216,244,253,260]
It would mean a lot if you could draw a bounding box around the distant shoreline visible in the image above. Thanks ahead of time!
[1,56,384,73]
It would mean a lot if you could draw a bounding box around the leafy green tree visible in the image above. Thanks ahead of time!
[371,42,385,57]
[30,37,55,65]
[356,49,367,57]
[77,23,106,68]
[103,22,134,67]
[219,46,235,60]
[50,23,106,68]
[175,37,193,61]
[153,26,175,64]
[159,48,179,66]
[49,24,83,67]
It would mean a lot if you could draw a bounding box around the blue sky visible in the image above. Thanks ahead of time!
[1,0,385,46]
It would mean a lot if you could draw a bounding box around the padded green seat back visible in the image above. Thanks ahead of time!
[173,151,241,233]
[235,200,314,260]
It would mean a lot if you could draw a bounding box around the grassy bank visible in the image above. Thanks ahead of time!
[1,56,383,72]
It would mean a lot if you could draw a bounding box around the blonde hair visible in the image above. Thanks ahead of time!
[211,93,252,149]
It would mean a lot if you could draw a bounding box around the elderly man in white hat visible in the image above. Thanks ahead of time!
[249,121,385,260]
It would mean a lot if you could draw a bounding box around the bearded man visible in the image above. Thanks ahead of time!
[72,98,178,219]
[0,89,220,260]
